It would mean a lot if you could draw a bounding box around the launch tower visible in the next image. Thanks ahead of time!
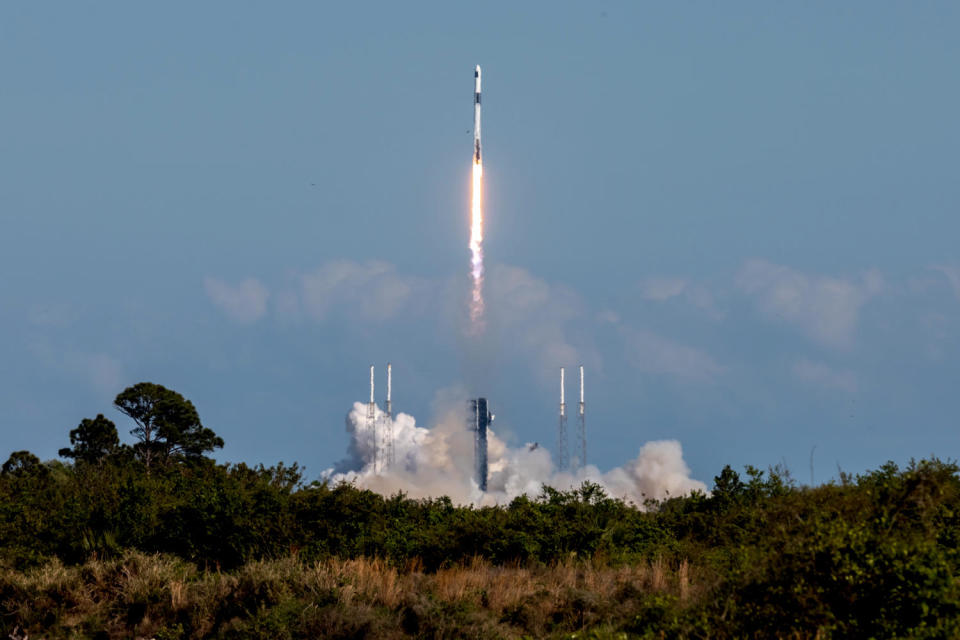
[576,365,586,468]
[469,398,493,491]
[382,362,395,468]
[558,367,568,471]
[367,365,377,473]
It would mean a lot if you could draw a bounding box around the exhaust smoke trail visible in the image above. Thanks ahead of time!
[469,65,485,333]
[325,396,707,506]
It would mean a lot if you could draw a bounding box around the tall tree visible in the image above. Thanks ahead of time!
[58,414,120,465]
[114,382,223,469]
[1,451,45,477]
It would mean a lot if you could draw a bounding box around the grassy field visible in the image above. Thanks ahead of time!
[5,412,960,638]
[2,552,704,639]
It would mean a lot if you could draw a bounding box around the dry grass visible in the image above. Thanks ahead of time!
[0,552,703,639]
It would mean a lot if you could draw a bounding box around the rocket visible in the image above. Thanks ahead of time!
[468,65,485,330]
[473,65,482,164]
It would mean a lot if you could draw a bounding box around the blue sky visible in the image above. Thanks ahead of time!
[2,2,958,485]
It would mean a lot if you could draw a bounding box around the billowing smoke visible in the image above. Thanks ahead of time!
[324,392,707,506]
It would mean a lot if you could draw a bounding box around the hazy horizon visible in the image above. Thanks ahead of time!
[2,2,959,487]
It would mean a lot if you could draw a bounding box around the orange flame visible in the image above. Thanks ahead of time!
[469,160,484,331]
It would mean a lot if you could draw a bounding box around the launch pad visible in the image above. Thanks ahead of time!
[469,397,493,492]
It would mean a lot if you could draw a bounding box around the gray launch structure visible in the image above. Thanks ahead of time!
[558,367,568,471]
[576,365,586,468]
[469,398,493,491]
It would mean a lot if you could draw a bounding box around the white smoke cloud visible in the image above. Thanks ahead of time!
[619,325,725,381]
[736,259,883,348]
[28,340,124,398]
[485,264,602,380]
[324,394,707,507]
[204,276,270,324]
[638,276,722,319]
[792,358,858,393]
[933,265,960,301]
[638,276,688,301]
[300,260,420,322]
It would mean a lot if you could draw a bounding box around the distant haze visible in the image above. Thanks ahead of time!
[0,4,958,484]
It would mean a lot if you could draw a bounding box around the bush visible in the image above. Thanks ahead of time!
[3,428,960,637]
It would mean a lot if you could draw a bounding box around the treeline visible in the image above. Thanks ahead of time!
[2,382,960,637]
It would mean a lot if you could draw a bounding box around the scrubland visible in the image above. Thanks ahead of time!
[2,553,704,639]
[4,421,960,637]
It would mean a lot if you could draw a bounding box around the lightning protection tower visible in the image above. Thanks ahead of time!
[576,365,586,468]
[382,362,395,468]
[469,398,492,491]
[367,365,378,473]
[557,367,569,471]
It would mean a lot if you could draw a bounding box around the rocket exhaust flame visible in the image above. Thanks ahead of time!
[469,65,485,333]
[470,161,484,327]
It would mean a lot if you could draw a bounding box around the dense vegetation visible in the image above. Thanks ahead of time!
[2,382,959,638]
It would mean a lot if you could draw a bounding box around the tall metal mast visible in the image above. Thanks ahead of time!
[558,367,568,471]
[367,364,377,473]
[576,365,586,468]
[384,362,394,467]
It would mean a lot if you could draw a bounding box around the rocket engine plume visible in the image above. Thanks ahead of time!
[469,65,485,333]
[326,394,708,507]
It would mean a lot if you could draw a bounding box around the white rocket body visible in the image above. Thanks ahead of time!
[473,65,482,164]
